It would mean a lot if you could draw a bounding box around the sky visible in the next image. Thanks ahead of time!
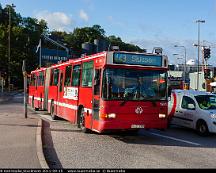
[1,0,216,65]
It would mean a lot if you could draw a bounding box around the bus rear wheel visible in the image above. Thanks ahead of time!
[78,107,89,133]
[32,97,39,111]
[32,97,34,108]
[50,101,57,120]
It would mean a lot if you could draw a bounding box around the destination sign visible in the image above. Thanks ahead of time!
[113,53,162,67]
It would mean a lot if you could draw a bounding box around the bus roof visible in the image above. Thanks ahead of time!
[31,67,47,73]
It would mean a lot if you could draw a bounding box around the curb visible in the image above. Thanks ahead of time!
[36,118,49,169]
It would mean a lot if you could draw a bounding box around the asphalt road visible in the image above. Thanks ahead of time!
[39,113,216,169]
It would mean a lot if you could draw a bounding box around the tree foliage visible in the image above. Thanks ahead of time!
[0,4,48,88]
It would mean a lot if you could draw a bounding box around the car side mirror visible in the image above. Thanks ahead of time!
[188,104,195,110]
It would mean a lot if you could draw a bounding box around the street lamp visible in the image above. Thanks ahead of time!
[174,45,187,84]
[7,3,16,91]
[173,53,184,71]
[195,19,205,90]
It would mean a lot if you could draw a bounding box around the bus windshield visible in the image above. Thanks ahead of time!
[102,68,167,101]
[195,95,216,110]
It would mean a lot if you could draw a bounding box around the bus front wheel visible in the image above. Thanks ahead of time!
[78,107,89,133]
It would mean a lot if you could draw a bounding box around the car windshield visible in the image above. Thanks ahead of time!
[102,68,167,101]
[195,95,216,110]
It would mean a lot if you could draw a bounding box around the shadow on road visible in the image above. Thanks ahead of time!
[42,120,63,169]
[108,127,216,148]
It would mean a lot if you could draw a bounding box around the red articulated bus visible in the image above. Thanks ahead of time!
[30,51,169,133]
[28,68,46,110]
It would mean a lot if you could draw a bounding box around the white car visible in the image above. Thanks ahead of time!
[168,89,216,136]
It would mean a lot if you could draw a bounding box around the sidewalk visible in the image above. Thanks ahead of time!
[0,92,44,168]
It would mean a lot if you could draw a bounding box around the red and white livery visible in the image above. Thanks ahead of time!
[29,51,169,133]
[28,68,46,110]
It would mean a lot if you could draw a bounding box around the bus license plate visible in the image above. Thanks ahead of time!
[131,125,144,129]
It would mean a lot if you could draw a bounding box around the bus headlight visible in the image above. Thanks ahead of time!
[159,114,166,118]
[107,113,116,118]
[100,113,116,119]
[211,114,216,119]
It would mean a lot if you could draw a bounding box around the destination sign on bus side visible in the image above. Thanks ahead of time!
[113,53,162,66]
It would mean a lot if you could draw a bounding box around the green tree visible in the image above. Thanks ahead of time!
[107,35,145,52]
[64,25,106,53]
[0,3,48,88]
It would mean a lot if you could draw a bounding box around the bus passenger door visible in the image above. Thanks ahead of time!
[92,68,101,128]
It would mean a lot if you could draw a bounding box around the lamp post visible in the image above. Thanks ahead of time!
[173,53,183,71]
[7,4,16,91]
[195,19,205,90]
[174,45,187,84]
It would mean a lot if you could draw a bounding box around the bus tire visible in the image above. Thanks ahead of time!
[32,97,34,108]
[50,101,57,120]
[40,95,43,110]
[32,97,39,111]
[78,107,89,133]
[196,120,209,136]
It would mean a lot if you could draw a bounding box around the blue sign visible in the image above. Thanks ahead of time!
[113,53,162,67]
[40,48,68,65]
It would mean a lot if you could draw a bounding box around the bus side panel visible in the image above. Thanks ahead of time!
[28,85,35,106]
[34,73,40,109]
[63,88,79,124]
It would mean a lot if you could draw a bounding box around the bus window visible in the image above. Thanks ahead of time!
[82,61,93,87]
[94,69,101,95]
[30,74,36,86]
[59,72,64,92]
[39,72,44,86]
[64,65,72,87]
[50,69,53,86]
[72,65,81,87]
[53,69,59,86]
[102,68,167,101]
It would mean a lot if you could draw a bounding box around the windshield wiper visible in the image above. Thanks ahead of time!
[120,95,131,106]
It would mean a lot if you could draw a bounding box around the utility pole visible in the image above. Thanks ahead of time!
[8,5,11,92]
[174,45,187,87]
[22,60,28,118]
[7,4,16,92]
[195,19,205,91]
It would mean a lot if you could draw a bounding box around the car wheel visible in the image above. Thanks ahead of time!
[196,120,209,136]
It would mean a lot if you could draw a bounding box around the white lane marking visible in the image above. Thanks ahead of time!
[149,132,201,146]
